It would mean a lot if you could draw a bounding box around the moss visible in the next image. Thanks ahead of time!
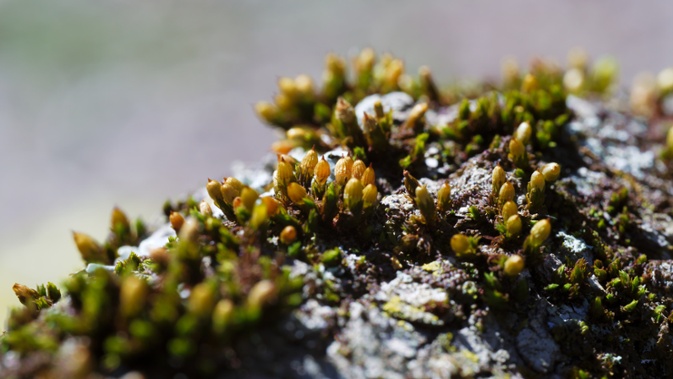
[3,50,673,378]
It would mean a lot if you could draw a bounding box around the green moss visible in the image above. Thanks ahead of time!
[4,49,673,378]
[321,247,343,267]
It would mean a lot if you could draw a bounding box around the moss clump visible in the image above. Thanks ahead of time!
[3,50,673,378]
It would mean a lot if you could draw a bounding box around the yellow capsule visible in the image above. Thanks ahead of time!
[221,183,240,206]
[286,127,308,141]
[521,73,538,92]
[278,76,298,99]
[403,170,420,198]
[563,68,584,92]
[294,74,314,97]
[506,215,522,237]
[120,276,148,318]
[179,217,200,243]
[206,178,224,204]
[170,212,185,232]
[249,203,268,230]
[657,68,673,93]
[405,103,428,130]
[362,184,378,208]
[499,182,516,204]
[593,58,618,92]
[72,231,107,264]
[351,160,366,180]
[287,182,308,205]
[541,162,561,182]
[410,102,429,120]
[437,183,451,212]
[149,247,169,268]
[247,280,277,310]
[189,282,217,317]
[509,138,525,161]
[232,197,243,209]
[224,177,244,193]
[335,156,354,185]
[199,201,213,216]
[492,165,507,195]
[212,299,235,334]
[240,187,259,211]
[280,225,297,245]
[450,234,471,256]
[501,201,518,222]
[390,256,403,270]
[271,140,294,155]
[344,178,364,212]
[530,171,546,192]
[274,93,293,111]
[504,255,525,277]
[276,157,295,185]
[514,121,532,145]
[385,59,404,87]
[301,149,319,176]
[415,185,435,223]
[361,164,376,187]
[261,197,280,216]
[255,101,277,123]
[530,219,552,246]
[356,48,376,72]
[314,157,331,185]
[111,207,130,232]
[325,53,346,75]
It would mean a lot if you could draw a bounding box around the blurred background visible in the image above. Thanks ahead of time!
[2,1,673,325]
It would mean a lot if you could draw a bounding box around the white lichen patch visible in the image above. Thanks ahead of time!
[557,230,593,263]
[380,192,414,213]
[419,177,442,194]
[566,95,599,121]
[327,301,426,379]
[451,166,491,197]
[571,167,607,198]
[295,299,336,332]
[377,272,448,307]
[567,95,656,180]
[604,145,654,180]
[230,158,275,192]
[116,224,177,260]
[375,272,448,326]
[646,260,673,292]
[638,212,673,249]
[354,92,414,128]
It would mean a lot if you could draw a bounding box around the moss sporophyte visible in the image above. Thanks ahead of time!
[4,49,673,378]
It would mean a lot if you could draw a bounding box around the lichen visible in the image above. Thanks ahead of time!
[2,49,673,378]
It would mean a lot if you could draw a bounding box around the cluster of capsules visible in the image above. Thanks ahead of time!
[204,148,380,245]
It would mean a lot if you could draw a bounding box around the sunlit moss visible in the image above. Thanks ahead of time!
[6,49,667,379]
